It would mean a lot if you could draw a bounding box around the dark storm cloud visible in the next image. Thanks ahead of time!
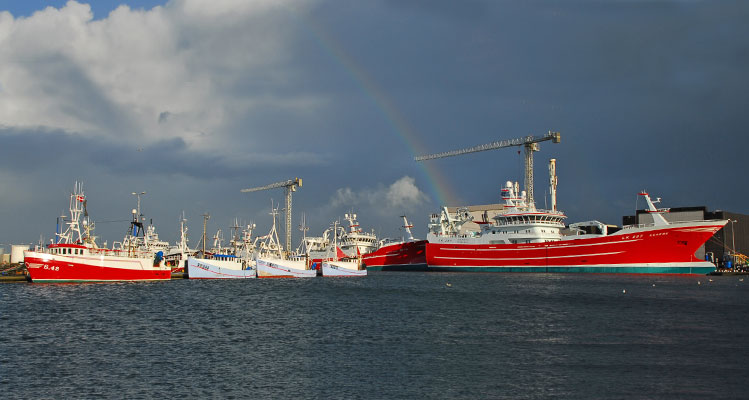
[1,0,748,245]
[0,127,327,180]
[307,0,749,223]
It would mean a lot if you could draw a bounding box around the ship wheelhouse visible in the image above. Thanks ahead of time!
[47,243,89,256]
[482,211,567,244]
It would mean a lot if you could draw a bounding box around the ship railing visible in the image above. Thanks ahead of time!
[88,247,124,256]
[622,219,720,230]
[494,219,566,227]
[86,247,158,259]
[434,231,480,239]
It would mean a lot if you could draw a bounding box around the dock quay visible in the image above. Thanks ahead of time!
[709,269,749,276]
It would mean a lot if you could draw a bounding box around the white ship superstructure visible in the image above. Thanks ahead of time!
[427,180,566,245]
[338,212,377,256]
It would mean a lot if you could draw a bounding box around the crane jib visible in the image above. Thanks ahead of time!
[240,178,302,254]
[413,131,560,162]
[412,131,560,210]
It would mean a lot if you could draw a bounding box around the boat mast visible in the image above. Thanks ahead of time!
[401,215,415,242]
[179,213,189,260]
[332,220,339,261]
[201,213,210,255]
[549,158,558,212]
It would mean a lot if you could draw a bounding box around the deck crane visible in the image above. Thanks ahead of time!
[240,178,302,254]
[414,131,561,209]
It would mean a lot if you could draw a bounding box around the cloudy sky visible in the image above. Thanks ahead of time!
[1,0,747,249]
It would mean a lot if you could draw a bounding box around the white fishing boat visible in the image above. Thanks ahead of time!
[255,206,315,278]
[322,221,366,277]
[297,214,333,263]
[187,254,256,279]
[187,220,257,279]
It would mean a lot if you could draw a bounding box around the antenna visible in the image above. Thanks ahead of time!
[201,213,210,255]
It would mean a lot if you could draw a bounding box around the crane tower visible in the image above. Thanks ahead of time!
[414,131,560,209]
[241,178,302,253]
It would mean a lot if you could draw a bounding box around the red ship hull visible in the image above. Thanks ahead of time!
[25,252,171,283]
[363,240,428,271]
[426,221,725,274]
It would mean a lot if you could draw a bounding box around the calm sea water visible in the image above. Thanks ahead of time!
[2,272,748,399]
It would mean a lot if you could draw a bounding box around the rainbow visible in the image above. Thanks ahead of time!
[297,11,457,207]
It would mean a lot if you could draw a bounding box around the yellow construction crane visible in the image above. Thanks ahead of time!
[414,131,561,209]
[241,178,302,253]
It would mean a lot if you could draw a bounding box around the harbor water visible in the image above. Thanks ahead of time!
[2,272,748,399]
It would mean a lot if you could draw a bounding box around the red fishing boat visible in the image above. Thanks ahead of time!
[363,216,427,271]
[24,183,171,283]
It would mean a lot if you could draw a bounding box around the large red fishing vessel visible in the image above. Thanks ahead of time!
[416,132,726,274]
[425,181,726,274]
[24,183,171,283]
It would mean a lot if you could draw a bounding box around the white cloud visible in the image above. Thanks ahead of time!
[0,0,320,156]
[386,176,429,208]
[330,176,430,213]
